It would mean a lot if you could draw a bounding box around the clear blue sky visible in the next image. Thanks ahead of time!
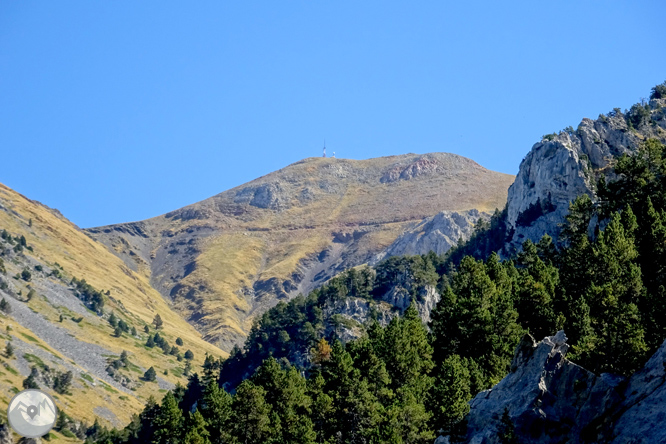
[1,1,665,228]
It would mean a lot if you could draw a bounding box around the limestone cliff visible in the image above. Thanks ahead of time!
[376,209,488,261]
[506,97,666,249]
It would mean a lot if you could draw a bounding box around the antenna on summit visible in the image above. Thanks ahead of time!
[323,139,327,158]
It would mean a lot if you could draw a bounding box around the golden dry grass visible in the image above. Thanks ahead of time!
[0,183,225,430]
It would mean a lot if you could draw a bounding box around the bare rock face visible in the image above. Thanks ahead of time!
[465,331,625,444]
[460,332,666,444]
[378,210,487,259]
[609,337,666,444]
[506,101,666,249]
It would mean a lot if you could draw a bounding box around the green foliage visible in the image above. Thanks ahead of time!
[53,370,73,394]
[109,312,118,328]
[231,380,271,444]
[430,255,522,391]
[143,366,157,382]
[542,133,557,141]
[651,80,666,100]
[0,298,10,314]
[183,410,210,444]
[152,392,183,444]
[4,341,14,358]
[176,337,183,346]
[184,350,194,361]
[21,269,31,281]
[153,314,163,329]
[445,208,512,265]
[430,354,471,434]
[374,256,438,301]
[22,367,40,389]
[627,103,651,129]
[70,277,106,313]
[102,143,666,443]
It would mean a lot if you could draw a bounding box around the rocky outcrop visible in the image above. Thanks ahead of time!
[608,335,666,443]
[378,210,488,259]
[322,284,440,343]
[506,99,666,249]
[458,331,666,444]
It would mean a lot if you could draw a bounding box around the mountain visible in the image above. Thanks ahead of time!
[0,183,224,436]
[86,153,513,351]
[504,95,666,250]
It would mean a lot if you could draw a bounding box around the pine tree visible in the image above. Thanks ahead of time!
[430,256,521,390]
[0,298,10,313]
[144,366,157,382]
[571,212,648,375]
[202,354,219,387]
[252,358,316,444]
[381,302,434,398]
[131,326,138,336]
[114,326,123,337]
[184,350,194,361]
[231,380,271,444]
[22,367,39,389]
[153,314,163,329]
[108,312,118,328]
[515,240,558,339]
[152,392,183,444]
[431,354,471,434]
[183,409,210,444]
[144,325,150,334]
[176,337,183,346]
[5,341,14,358]
[200,382,232,444]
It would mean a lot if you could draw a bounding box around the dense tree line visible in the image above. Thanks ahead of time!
[91,139,666,443]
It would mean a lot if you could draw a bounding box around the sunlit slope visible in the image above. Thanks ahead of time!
[0,182,225,429]
[87,153,514,350]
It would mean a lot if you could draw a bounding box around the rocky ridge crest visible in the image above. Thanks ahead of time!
[506,98,666,248]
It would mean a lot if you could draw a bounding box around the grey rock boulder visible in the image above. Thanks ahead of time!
[465,331,626,444]
[608,337,666,444]
[461,331,666,444]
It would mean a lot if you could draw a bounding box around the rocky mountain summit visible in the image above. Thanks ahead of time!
[458,331,666,444]
[506,97,666,249]
[86,153,513,350]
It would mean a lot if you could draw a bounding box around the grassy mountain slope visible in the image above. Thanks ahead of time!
[0,183,224,434]
[86,153,514,350]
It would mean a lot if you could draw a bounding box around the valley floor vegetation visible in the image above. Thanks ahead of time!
[81,137,666,444]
